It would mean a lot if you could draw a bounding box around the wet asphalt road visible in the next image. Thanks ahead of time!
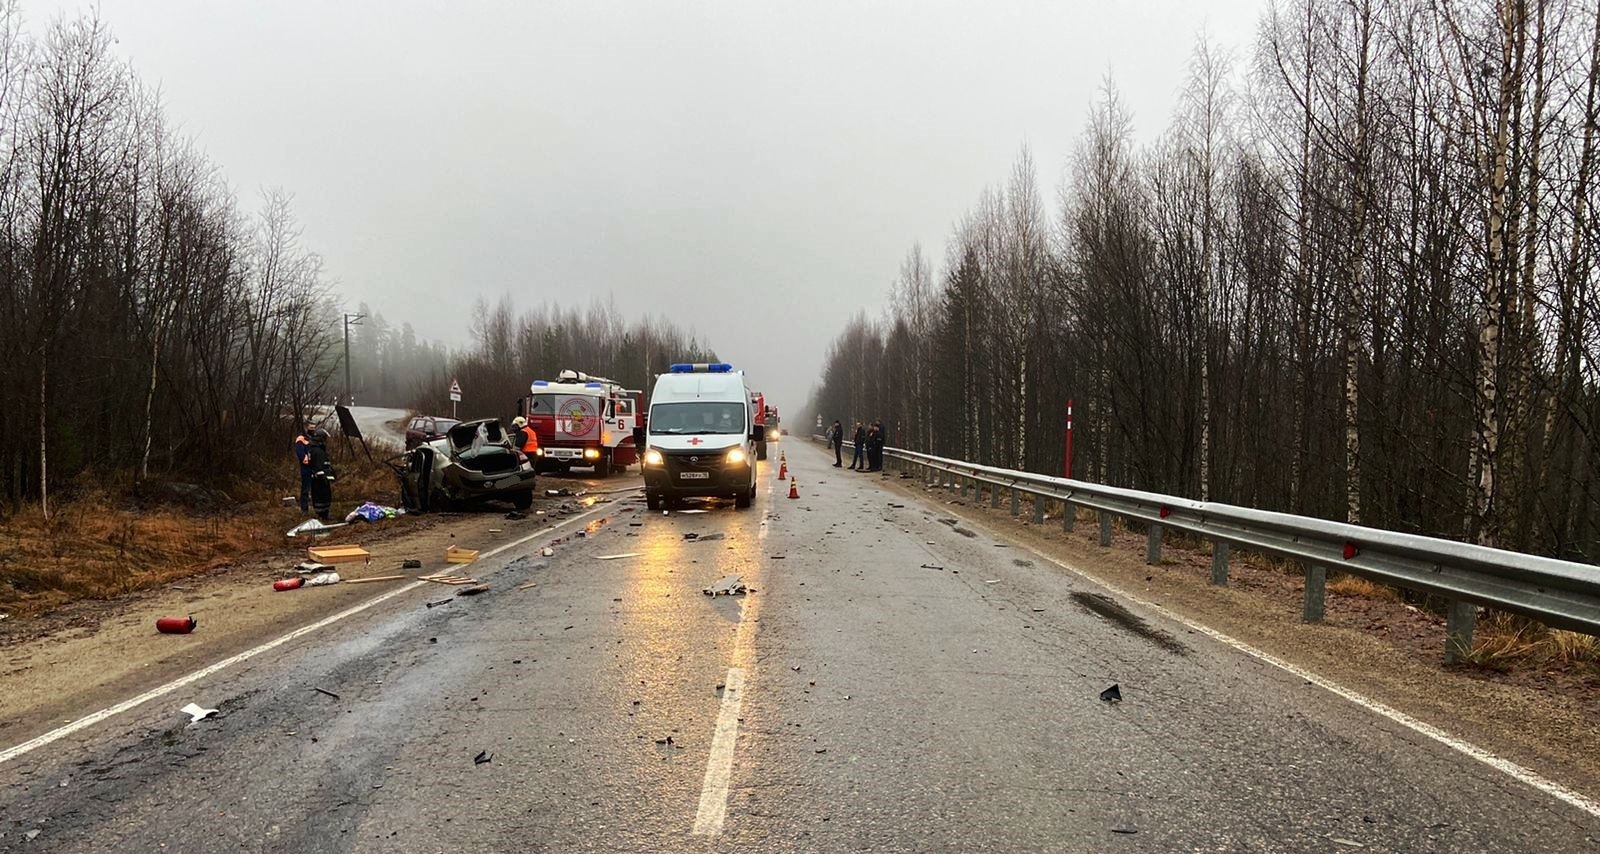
[2,447,1598,852]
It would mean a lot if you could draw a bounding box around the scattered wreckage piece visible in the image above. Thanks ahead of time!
[304,572,341,586]
[402,559,423,569]
[703,575,748,596]
[180,702,218,724]
[345,575,407,584]
[446,546,480,564]
[420,573,478,586]
[595,553,642,561]
[456,585,492,596]
[273,578,304,592]
[307,545,371,564]
[286,519,349,537]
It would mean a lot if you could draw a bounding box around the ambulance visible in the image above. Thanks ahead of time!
[634,363,762,511]
[518,370,641,477]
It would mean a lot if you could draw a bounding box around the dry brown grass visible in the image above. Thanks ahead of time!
[1326,572,1404,603]
[1466,612,1600,670]
[0,443,407,619]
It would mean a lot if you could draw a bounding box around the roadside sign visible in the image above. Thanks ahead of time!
[448,378,462,402]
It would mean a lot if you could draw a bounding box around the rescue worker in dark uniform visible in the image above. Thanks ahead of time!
[829,420,844,467]
[293,421,315,513]
[305,429,336,521]
[850,422,867,470]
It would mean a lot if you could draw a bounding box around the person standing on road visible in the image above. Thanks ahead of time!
[829,420,844,467]
[850,421,867,470]
[293,421,315,514]
[305,429,336,521]
[865,421,885,471]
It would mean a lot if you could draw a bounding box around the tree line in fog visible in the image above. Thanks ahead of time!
[810,0,1600,561]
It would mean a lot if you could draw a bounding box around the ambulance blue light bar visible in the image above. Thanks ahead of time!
[669,362,733,373]
[585,382,603,388]
[531,380,549,387]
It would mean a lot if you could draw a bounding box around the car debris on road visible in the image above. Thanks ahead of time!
[180,702,218,723]
[703,575,748,596]
[1100,684,1123,703]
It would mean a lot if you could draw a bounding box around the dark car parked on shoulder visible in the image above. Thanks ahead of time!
[405,415,460,450]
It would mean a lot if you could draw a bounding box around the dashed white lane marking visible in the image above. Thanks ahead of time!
[0,495,633,767]
[691,477,774,835]
[692,667,747,835]
[1002,520,1600,820]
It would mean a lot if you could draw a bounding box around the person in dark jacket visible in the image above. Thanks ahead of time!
[865,421,885,471]
[829,420,844,467]
[293,421,315,513]
[305,429,336,521]
[849,422,867,470]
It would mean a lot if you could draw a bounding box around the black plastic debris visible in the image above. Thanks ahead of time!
[1111,828,1137,835]
[474,751,492,765]
[426,599,453,609]
[402,559,423,569]
[546,488,573,497]
[1100,684,1123,703]
[313,687,340,699]
[457,585,491,596]
[920,564,944,571]
[505,511,528,520]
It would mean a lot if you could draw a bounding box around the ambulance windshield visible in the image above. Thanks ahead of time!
[650,402,746,435]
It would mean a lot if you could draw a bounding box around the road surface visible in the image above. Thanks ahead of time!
[0,447,1596,851]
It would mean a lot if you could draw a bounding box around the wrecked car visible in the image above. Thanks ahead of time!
[390,418,536,511]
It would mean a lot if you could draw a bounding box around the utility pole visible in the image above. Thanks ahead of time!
[343,312,365,407]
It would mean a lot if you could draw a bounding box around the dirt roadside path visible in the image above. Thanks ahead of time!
[0,484,635,752]
[858,452,1600,800]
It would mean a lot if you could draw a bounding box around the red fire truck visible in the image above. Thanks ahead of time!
[518,370,641,477]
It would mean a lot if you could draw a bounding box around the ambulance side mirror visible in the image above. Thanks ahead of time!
[633,426,645,447]
[749,422,763,443]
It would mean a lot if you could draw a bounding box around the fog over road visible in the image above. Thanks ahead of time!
[0,447,1594,852]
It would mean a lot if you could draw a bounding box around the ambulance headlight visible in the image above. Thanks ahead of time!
[644,449,664,467]
[726,447,749,466]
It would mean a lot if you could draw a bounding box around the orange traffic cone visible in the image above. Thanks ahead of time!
[787,477,799,499]
[779,450,787,463]
[777,460,788,480]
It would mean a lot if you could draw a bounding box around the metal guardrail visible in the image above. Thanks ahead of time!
[814,435,1600,663]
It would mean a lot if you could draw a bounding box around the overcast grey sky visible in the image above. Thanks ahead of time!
[34,0,1261,410]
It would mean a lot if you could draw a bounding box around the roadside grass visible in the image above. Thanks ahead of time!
[1466,612,1600,671]
[0,440,409,619]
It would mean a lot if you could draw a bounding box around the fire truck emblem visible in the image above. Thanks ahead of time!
[560,397,598,437]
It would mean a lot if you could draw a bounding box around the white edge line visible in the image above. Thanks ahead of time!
[1023,541,1600,820]
[692,667,747,835]
[0,492,635,767]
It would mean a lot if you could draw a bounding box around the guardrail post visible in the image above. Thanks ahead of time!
[1062,502,1076,532]
[1032,495,1045,525]
[962,477,972,499]
[1098,512,1113,546]
[1009,487,1020,517]
[991,483,1001,509]
[1146,524,1162,565]
[1444,600,1477,664]
[1302,565,1326,622]
[1210,541,1229,585]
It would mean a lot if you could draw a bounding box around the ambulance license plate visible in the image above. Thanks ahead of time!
[679,472,709,480]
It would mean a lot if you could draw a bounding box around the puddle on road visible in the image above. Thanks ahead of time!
[1069,592,1188,656]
